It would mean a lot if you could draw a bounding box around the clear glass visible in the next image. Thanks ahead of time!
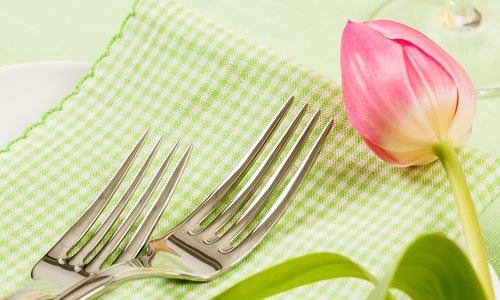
[371,0,500,97]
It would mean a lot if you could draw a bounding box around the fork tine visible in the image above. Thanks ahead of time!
[185,96,294,232]
[67,135,164,269]
[114,144,193,264]
[83,141,180,274]
[216,111,321,249]
[47,130,150,260]
[200,103,308,242]
[226,119,333,256]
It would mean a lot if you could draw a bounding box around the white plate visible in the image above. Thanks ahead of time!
[0,61,91,148]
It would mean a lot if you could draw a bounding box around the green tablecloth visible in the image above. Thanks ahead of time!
[0,0,498,298]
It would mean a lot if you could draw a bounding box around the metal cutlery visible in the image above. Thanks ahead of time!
[5,132,192,300]
[58,96,333,300]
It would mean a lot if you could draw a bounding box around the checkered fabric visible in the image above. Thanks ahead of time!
[0,0,499,299]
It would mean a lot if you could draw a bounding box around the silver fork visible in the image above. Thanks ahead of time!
[58,96,333,300]
[5,132,192,300]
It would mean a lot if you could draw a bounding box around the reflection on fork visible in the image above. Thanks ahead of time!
[5,131,192,300]
[58,96,334,300]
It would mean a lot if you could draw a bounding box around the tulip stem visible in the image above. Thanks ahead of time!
[432,140,494,300]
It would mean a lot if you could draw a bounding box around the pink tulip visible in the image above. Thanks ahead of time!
[340,19,495,298]
[340,20,476,167]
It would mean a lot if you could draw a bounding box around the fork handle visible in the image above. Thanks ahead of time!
[56,259,170,300]
[56,260,144,300]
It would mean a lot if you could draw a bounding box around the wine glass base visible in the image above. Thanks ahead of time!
[371,0,500,97]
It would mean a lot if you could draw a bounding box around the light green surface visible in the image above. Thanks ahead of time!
[0,0,131,65]
[0,0,498,157]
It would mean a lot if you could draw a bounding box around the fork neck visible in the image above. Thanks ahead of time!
[56,259,155,300]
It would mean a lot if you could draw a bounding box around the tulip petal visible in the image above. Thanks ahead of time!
[341,20,475,166]
[399,40,458,142]
[363,137,437,167]
[341,21,447,159]
[341,21,423,144]
[362,137,401,165]
[366,20,476,143]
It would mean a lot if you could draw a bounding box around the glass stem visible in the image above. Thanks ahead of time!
[443,0,481,29]
[432,140,494,300]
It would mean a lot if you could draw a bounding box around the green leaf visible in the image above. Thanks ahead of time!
[368,233,487,300]
[212,253,377,300]
[213,234,486,299]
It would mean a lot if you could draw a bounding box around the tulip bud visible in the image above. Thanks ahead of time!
[340,20,476,167]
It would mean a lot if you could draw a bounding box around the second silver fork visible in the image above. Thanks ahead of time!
[5,132,192,299]
[59,96,333,299]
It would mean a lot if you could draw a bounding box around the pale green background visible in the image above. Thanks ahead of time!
[0,0,498,158]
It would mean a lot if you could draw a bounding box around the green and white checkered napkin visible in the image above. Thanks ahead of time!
[1,0,499,298]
